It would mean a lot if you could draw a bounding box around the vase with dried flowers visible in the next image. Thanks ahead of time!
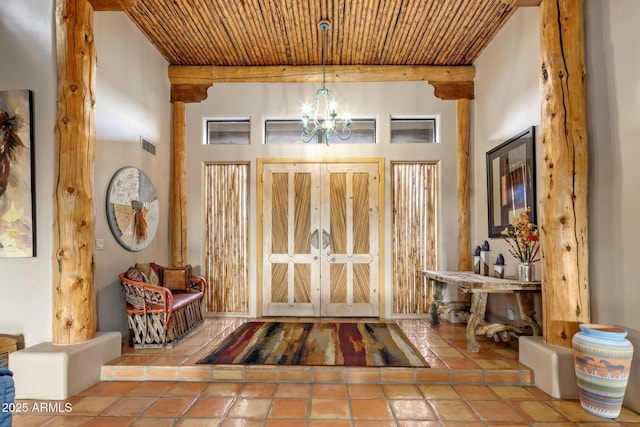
[501,206,540,281]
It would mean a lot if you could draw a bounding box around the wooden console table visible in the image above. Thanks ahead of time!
[422,270,542,352]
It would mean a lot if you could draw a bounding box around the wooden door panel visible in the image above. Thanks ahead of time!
[263,164,320,316]
[262,161,380,317]
[321,163,379,317]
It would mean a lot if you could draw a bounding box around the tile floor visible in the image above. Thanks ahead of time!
[10,318,640,426]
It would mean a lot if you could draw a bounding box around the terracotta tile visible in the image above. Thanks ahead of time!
[510,400,569,422]
[310,398,351,419]
[11,414,54,427]
[348,383,386,399]
[312,382,348,398]
[351,398,393,419]
[91,381,140,395]
[174,419,222,427]
[128,381,176,396]
[389,399,436,420]
[183,397,234,417]
[268,398,310,418]
[474,358,514,369]
[202,382,242,397]
[484,371,521,384]
[70,396,121,415]
[449,371,484,383]
[218,419,264,427]
[308,421,351,427]
[418,384,460,400]
[146,367,179,380]
[110,367,145,380]
[313,368,346,382]
[466,400,525,421]
[211,368,244,381]
[454,384,500,400]
[245,368,278,381]
[101,396,156,417]
[149,355,190,366]
[429,399,479,421]
[130,417,178,427]
[238,382,277,398]
[177,367,213,381]
[489,385,537,400]
[84,416,134,426]
[545,400,611,422]
[116,355,159,366]
[383,383,423,399]
[35,415,93,426]
[165,381,209,396]
[354,421,399,427]
[275,383,313,398]
[279,367,313,381]
[143,397,197,417]
[415,369,450,383]
[265,420,308,427]
[618,406,640,423]
[226,398,271,418]
[442,357,482,370]
[347,368,381,382]
[396,421,441,427]
[380,369,414,383]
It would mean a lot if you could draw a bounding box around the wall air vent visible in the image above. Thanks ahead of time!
[141,138,156,156]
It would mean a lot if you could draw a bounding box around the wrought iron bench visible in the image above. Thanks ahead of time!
[119,263,205,348]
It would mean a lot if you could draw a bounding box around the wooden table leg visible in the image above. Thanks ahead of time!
[466,292,488,352]
[429,280,446,327]
[515,292,542,336]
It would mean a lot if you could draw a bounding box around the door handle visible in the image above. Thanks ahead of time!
[322,229,330,249]
[311,229,319,250]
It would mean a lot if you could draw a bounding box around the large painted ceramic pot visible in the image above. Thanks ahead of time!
[572,324,634,418]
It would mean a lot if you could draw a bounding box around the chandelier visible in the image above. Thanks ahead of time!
[301,20,351,145]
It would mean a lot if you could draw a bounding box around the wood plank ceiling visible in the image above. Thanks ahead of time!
[116,0,517,67]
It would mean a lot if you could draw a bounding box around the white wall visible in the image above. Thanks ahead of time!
[184,81,460,317]
[0,0,56,347]
[474,2,640,411]
[473,8,542,325]
[0,1,171,346]
[93,13,171,334]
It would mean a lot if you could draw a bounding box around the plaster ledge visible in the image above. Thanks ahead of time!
[8,331,121,400]
[518,335,578,399]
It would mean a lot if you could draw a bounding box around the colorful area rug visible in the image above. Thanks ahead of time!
[197,321,429,367]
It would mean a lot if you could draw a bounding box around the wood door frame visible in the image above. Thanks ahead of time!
[257,157,385,318]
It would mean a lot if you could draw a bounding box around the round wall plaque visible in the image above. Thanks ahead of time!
[106,166,159,251]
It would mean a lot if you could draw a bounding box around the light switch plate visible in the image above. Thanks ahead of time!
[95,239,105,250]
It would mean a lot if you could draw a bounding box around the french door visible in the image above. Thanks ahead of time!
[262,162,380,317]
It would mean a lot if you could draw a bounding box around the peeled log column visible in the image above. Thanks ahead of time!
[171,101,187,267]
[53,0,97,344]
[540,0,590,348]
[456,99,471,271]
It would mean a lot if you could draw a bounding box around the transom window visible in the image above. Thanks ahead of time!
[206,118,250,145]
[265,119,376,144]
[390,117,436,144]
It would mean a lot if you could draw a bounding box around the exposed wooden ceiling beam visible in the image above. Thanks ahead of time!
[88,0,137,11]
[168,65,475,85]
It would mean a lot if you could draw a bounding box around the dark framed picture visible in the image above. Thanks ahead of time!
[486,126,536,238]
[0,89,36,257]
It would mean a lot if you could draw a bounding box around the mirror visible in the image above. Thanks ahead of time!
[486,127,536,237]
